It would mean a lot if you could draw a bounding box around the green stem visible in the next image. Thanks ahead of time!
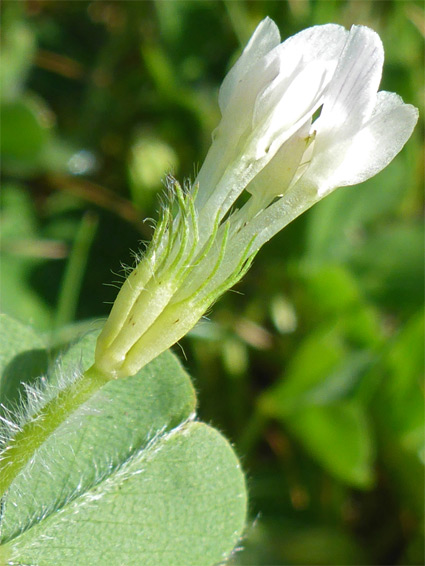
[223,0,252,46]
[0,365,110,498]
[237,407,267,458]
[54,212,98,331]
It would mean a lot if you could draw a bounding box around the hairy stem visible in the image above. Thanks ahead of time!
[0,365,110,498]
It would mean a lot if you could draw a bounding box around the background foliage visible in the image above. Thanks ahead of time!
[1,1,424,564]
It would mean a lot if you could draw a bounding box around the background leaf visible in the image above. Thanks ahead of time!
[286,402,374,488]
[0,313,48,411]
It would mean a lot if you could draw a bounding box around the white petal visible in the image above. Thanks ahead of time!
[251,60,331,159]
[196,19,281,210]
[245,118,312,202]
[235,92,418,252]
[308,91,419,194]
[315,25,384,144]
[195,71,264,211]
[198,23,348,215]
[253,24,348,128]
[218,17,280,112]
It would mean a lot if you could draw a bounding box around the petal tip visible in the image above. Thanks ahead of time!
[254,16,281,45]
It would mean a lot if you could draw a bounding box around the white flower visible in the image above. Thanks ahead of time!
[94,18,418,378]
[195,18,418,252]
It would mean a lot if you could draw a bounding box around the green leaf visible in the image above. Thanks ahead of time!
[2,421,246,566]
[263,327,346,414]
[383,310,425,449]
[0,186,54,330]
[372,311,425,516]
[280,526,368,566]
[1,334,196,544]
[259,327,372,416]
[0,327,247,564]
[257,326,375,487]
[349,223,424,312]
[0,99,49,161]
[0,184,37,240]
[0,313,48,410]
[229,521,368,565]
[301,263,361,315]
[298,263,384,348]
[0,14,36,101]
[286,402,374,488]
[304,158,411,265]
[0,258,54,331]
[0,96,71,176]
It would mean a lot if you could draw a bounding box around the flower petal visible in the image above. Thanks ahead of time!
[315,25,384,145]
[196,19,281,211]
[230,91,418,253]
[253,24,348,129]
[198,23,348,220]
[307,91,419,195]
[218,17,280,112]
[245,117,312,203]
[250,60,331,159]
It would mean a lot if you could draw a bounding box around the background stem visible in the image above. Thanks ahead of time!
[53,212,98,332]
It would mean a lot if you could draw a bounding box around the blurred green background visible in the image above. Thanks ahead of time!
[1,1,424,564]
